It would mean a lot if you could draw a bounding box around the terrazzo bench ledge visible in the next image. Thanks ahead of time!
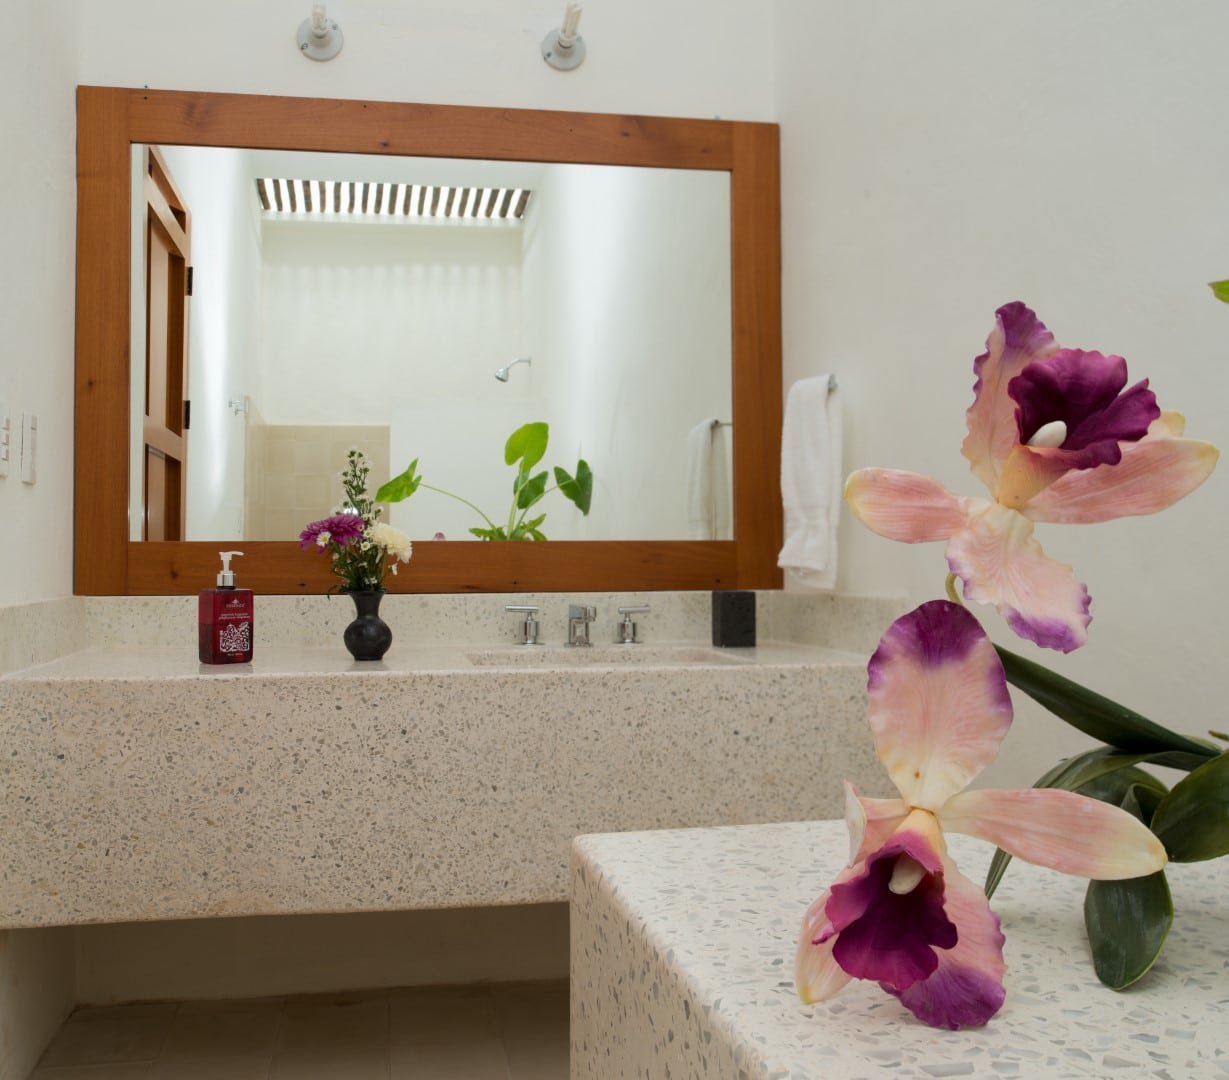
[569,818,1228,1079]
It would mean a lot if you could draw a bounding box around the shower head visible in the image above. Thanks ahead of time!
[494,356,532,382]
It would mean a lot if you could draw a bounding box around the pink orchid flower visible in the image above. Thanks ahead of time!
[846,303,1218,651]
[795,601,1167,1029]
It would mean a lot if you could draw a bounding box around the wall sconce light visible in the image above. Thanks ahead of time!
[298,3,343,62]
[542,2,585,71]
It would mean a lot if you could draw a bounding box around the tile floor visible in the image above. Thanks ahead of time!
[28,981,569,1079]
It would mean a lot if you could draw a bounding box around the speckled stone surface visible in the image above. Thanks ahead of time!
[0,643,889,929]
[570,819,1228,1079]
[0,597,86,676]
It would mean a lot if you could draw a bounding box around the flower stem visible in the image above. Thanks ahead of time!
[945,573,964,605]
[419,484,499,531]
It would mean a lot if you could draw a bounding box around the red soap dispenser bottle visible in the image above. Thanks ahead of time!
[199,550,254,664]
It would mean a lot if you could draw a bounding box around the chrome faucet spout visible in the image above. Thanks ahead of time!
[567,604,596,646]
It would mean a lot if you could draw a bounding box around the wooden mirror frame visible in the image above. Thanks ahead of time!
[75,86,783,595]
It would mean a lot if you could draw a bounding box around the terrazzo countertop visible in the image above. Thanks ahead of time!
[570,819,1228,1079]
[0,643,890,929]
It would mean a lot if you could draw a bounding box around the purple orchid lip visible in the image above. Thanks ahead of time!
[826,827,957,991]
[1009,350,1159,471]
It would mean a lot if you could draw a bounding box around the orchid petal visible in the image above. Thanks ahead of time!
[827,811,956,991]
[1151,410,1186,437]
[884,854,1006,1030]
[867,602,1012,810]
[845,782,910,865]
[845,469,971,542]
[939,787,1168,879]
[945,503,1091,653]
[795,883,856,1003]
[1023,435,1219,525]
[962,302,1059,493]
[993,443,1075,510]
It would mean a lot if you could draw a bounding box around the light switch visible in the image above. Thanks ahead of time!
[0,398,9,478]
[20,412,36,485]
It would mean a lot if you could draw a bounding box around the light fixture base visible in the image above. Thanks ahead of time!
[541,30,586,71]
[298,18,343,61]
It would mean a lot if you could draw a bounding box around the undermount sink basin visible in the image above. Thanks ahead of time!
[465,645,755,668]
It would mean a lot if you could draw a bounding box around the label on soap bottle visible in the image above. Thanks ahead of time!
[198,589,255,664]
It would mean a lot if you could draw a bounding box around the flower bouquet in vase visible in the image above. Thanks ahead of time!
[300,449,413,660]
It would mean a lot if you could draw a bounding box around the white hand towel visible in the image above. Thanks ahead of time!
[777,375,842,589]
[687,418,730,540]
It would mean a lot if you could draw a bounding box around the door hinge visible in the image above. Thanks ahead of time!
[183,399,191,430]
[186,265,194,296]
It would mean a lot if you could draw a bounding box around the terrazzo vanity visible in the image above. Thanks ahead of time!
[570,820,1228,1078]
[0,591,901,930]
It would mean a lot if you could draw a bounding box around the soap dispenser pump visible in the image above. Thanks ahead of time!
[198,550,254,664]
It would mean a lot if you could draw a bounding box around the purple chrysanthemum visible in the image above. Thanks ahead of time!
[299,513,365,550]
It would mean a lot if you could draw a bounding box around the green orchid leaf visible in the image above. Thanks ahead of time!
[1083,872,1172,989]
[1210,279,1229,303]
[1076,768,1169,823]
[1149,751,1229,862]
[984,848,1013,900]
[505,422,549,471]
[995,646,1219,758]
[554,460,593,515]
[374,459,421,504]
[515,470,549,510]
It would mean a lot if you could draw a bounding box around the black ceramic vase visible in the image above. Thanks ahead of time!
[343,590,392,661]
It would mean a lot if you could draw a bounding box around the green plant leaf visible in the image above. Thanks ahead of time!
[1149,751,1229,862]
[514,470,549,510]
[1210,279,1229,303]
[554,460,593,515]
[1076,768,1169,822]
[995,646,1219,758]
[374,459,421,503]
[505,422,549,471]
[1083,872,1172,989]
[507,514,548,541]
[469,526,507,540]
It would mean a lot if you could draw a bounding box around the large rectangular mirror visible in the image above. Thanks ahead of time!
[76,87,783,594]
[129,145,732,544]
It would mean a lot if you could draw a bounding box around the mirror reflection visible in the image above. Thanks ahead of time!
[131,145,732,544]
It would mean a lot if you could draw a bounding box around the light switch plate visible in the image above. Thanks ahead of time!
[20,412,36,485]
[0,398,9,478]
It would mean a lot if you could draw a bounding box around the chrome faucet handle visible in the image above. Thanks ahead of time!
[616,605,650,644]
[567,604,596,646]
[505,604,541,646]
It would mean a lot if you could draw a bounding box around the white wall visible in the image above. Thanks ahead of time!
[0,3,82,1066]
[0,1,79,605]
[74,0,775,120]
[261,219,523,424]
[523,165,732,540]
[775,0,1229,788]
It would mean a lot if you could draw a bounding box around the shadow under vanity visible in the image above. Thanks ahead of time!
[0,591,900,930]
